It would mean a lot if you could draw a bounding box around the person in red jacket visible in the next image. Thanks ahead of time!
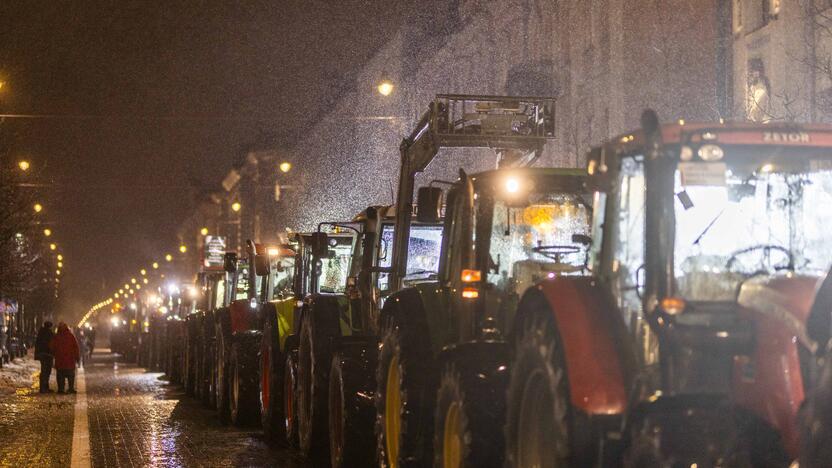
[49,322,80,394]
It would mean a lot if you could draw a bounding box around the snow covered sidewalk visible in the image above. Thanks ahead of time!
[0,355,39,394]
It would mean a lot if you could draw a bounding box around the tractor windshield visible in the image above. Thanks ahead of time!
[378,223,444,290]
[317,238,353,294]
[607,152,832,306]
[270,256,295,299]
[674,161,832,301]
[485,189,591,297]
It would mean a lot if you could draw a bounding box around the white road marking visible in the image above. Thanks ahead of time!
[70,367,91,468]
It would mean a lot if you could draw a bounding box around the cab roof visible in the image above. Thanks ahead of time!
[599,121,832,155]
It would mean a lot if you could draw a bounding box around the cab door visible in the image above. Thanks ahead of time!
[441,172,477,344]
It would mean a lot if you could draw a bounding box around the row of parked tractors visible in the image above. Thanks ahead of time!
[131,95,832,467]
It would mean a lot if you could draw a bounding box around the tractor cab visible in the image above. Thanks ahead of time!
[586,113,832,462]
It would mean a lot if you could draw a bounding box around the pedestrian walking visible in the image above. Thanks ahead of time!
[75,327,88,368]
[49,323,80,394]
[34,321,54,393]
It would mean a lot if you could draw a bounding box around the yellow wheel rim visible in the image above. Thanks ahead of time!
[443,402,463,468]
[385,355,402,468]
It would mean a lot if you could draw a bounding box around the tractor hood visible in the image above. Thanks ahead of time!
[736,274,822,353]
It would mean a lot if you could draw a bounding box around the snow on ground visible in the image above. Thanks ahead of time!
[0,356,38,395]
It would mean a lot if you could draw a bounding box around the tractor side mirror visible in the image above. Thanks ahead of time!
[223,253,238,273]
[572,234,592,246]
[416,186,443,223]
[310,232,330,258]
[253,254,270,276]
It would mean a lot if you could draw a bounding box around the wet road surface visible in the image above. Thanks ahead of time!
[0,350,312,467]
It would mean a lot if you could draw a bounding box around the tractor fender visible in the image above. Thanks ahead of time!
[516,277,636,416]
[303,293,347,334]
[437,340,511,395]
[229,299,256,334]
[379,285,442,355]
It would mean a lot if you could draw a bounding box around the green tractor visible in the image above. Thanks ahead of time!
[292,207,444,466]
[373,94,560,467]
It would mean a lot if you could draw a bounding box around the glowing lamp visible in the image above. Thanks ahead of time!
[231,202,242,212]
[461,287,479,299]
[200,227,209,236]
[34,203,43,213]
[460,269,482,283]
[43,228,52,237]
[279,162,292,173]
[377,79,394,96]
[660,297,686,315]
[18,160,30,171]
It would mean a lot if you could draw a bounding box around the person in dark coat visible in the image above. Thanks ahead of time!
[49,323,80,394]
[34,321,54,393]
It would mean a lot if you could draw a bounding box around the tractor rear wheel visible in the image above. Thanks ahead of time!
[230,332,261,426]
[284,346,300,448]
[216,318,232,424]
[504,312,573,468]
[329,341,376,467]
[376,316,434,467]
[433,344,509,468]
[260,318,285,442]
[297,308,339,458]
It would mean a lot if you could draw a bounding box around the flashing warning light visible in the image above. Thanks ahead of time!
[462,287,479,299]
[461,269,482,283]
[660,297,686,315]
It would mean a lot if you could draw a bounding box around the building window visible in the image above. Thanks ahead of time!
[733,0,743,34]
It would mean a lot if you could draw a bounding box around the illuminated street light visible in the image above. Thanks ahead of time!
[43,228,52,237]
[57,262,63,268]
[49,243,57,251]
[57,254,63,261]
[152,262,159,269]
[279,162,292,173]
[33,203,43,213]
[165,254,173,262]
[56,270,61,275]
[200,227,209,236]
[140,269,147,276]
[18,160,30,171]
[135,284,141,290]
[377,79,394,96]
[123,283,129,289]
[143,278,148,284]
[179,245,187,253]
[231,202,241,212]
[131,278,136,284]
[119,289,124,294]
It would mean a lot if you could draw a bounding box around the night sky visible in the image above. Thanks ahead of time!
[0,1,409,320]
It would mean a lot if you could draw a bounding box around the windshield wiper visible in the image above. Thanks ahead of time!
[692,208,726,246]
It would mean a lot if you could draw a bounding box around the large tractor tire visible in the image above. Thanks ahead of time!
[260,316,285,443]
[329,338,378,468]
[200,318,216,409]
[297,305,340,458]
[504,310,577,468]
[284,340,300,448]
[183,319,197,396]
[376,312,435,468]
[230,331,262,426]
[432,342,510,468]
[216,314,232,424]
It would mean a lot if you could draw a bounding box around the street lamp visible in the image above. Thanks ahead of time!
[377,79,394,96]
[57,254,63,261]
[18,160,30,172]
[140,269,146,276]
[279,162,292,173]
[179,245,187,253]
[152,262,159,269]
[131,278,136,284]
[165,254,173,262]
[43,228,52,237]
[231,202,241,212]
[57,261,63,268]
[200,227,209,236]
[33,203,43,213]
[49,243,57,251]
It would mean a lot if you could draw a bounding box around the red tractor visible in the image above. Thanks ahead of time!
[503,111,832,467]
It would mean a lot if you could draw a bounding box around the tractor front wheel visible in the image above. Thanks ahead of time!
[230,332,261,426]
[329,341,377,467]
[504,313,573,468]
[260,319,285,442]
